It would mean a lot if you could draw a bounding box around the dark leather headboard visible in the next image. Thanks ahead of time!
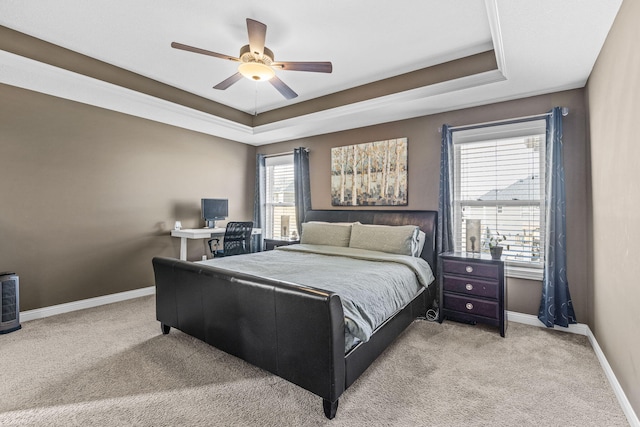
[303,210,438,275]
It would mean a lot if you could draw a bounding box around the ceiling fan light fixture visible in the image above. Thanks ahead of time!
[172,20,330,98]
[238,62,275,82]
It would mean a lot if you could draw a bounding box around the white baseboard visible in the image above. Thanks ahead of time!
[508,311,640,427]
[586,327,640,427]
[20,286,156,322]
[507,310,590,335]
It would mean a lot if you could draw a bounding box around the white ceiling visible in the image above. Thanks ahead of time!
[0,0,623,145]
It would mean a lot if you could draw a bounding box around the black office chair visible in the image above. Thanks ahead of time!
[207,221,253,257]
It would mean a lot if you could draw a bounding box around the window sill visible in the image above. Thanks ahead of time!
[505,263,543,281]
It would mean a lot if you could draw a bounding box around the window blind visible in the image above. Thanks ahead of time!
[452,120,546,266]
[265,154,297,239]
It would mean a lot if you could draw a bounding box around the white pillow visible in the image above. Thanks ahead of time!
[348,223,419,256]
[300,222,353,247]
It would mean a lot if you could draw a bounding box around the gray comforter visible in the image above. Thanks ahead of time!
[197,244,435,349]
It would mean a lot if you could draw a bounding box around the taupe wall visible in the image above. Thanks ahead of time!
[3,81,587,319]
[0,83,255,311]
[586,0,640,415]
[258,89,588,320]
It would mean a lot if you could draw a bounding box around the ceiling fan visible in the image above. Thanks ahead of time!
[171,18,333,100]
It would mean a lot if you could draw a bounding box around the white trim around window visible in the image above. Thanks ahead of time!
[451,118,547,273]
[505,263,543,281]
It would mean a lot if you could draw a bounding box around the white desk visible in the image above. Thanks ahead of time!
[171,227,262,261]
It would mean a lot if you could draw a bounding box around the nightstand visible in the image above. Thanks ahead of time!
[263,238,300,251]
[438,252,506,337]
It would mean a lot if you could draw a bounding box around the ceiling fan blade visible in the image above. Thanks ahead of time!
[171,42,239,62]
[246,18,266,57]
[272,61,333,73]
[213,72,243,90]
[269,75,298,99]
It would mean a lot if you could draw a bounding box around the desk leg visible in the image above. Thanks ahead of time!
[180,237,187,261]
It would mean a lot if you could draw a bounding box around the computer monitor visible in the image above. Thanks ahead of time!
[201,198,228,228]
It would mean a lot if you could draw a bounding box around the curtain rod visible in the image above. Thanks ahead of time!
[263,151,293,158]
[262,148,309,158]
[441,107,569,133]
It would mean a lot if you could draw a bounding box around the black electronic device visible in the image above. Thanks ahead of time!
[0,272,21,334]
[201,198,229,228]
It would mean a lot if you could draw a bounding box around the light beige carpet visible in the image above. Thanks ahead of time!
[0,296,628,426]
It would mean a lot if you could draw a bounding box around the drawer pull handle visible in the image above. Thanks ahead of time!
[465,266,473,273]
[465,283,473,291]
[466,303,474,310]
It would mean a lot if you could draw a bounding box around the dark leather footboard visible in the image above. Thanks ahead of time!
[153,256,346,405]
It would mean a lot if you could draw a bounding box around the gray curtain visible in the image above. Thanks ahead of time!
[538,107,577,327]
[252,154,266,252]
[293,147,311,233]
[437,124,454,255]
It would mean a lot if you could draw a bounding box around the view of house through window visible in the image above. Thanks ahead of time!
[452,119,546,269]
[265,154,298,239]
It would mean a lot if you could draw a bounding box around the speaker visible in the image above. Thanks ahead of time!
[0,272,21,334]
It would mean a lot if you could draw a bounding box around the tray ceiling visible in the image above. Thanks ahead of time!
[0,0,623,145]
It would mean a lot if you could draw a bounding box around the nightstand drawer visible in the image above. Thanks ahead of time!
[443,294,499,319]
[442,275,498,299]
[442,259,499,280]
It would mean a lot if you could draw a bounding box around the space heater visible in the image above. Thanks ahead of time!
[0,272,21,334]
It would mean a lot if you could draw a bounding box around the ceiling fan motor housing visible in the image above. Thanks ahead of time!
[239,44,274,65]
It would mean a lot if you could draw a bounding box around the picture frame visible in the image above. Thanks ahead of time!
[331,137,408,206]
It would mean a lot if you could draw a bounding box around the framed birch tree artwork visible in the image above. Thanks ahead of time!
[331,137,408,206]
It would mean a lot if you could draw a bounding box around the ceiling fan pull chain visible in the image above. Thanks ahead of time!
[254,84,258,116]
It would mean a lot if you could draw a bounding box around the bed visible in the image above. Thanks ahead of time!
[153,209,437,419]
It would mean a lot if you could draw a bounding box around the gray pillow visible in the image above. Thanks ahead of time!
[349,223,419,256]
[414,230,426,257]
[300,222,353,247]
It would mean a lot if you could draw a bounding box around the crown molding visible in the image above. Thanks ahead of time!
[250,69,506,144]
[1,47,508,145]
[0,50,255,141]
[485,0,508,78]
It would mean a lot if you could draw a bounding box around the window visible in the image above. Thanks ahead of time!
[265,154,298,239]
[452,119,546,278]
